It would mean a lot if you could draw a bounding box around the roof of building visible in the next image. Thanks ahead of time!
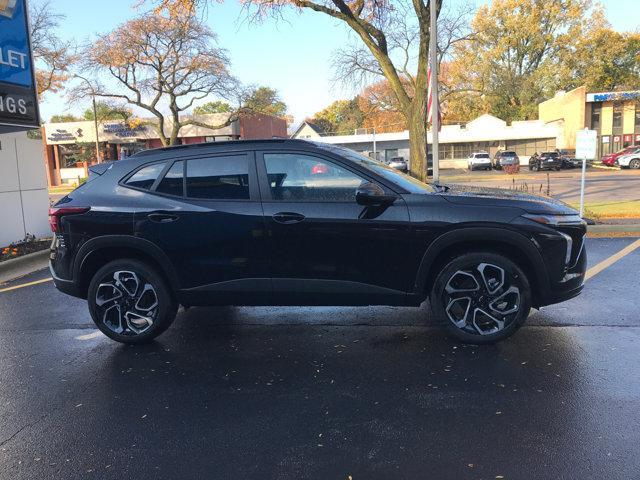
[290,121,327,138]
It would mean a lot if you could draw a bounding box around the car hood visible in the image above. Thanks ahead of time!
[439,184,577,215]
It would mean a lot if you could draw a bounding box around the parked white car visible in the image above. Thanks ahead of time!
[616,148,640,169]
[467,152,492,171]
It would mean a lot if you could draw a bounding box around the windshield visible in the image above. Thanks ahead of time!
[475,153,490,158]
[502,151,517,157]
[314,144,436,194]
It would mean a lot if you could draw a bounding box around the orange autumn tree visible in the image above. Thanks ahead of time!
[358,79,409,133]
[75,13,246,146]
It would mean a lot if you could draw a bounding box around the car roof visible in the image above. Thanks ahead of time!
[131,138,309,159]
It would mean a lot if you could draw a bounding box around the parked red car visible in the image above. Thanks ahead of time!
[601,146,638,166]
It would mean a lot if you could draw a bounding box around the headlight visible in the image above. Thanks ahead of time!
[521,214,584,226]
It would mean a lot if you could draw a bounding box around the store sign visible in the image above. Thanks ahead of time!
[103,123,146,138]
[623,134,632,143]
[636,134,640,142]
[0,0,40,131]
[46,127,85,143]
[613,135,621,142]
[601,136,610,143]
[586,91,640,102]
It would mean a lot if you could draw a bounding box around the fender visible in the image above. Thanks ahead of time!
[73,235,180,292]
[414,226,550,299]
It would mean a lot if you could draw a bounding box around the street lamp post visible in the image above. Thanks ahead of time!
[74,74,100,164]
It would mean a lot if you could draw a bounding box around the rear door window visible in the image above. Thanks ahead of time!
[156,161,184,197]
[186,155,250,200]
[125,162,166,190]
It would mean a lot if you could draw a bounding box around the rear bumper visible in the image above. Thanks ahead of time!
[50,262,85,299]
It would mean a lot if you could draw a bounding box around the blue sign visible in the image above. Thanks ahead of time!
[0,0,39,130]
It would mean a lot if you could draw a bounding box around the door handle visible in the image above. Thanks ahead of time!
[272,212,305,224]
[148,212,179,223]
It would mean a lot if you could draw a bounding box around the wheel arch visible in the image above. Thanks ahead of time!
[415,227,549,306]
[74,236,179,299]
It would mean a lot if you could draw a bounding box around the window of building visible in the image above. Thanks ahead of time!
[613,103,623,133]
[156,161,183,196]
[635,102,640,134]
[591,103,602,131]
[125,162,166,190]
[186,155,250,199]
[385,149,399,161]
[264,153,365,202]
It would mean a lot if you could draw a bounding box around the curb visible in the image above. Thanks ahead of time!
[588,224,640,236]
[0,250,50,284]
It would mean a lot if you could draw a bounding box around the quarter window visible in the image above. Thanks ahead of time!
[264,153,365,202]
[186,155,250,200]
[156,161,184,196]
[125,163,166,190]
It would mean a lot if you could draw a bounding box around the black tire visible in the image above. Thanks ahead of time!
[87,259,178,344]
[430,252,532,344]
[630,159,640,170]
[530,163,539,172]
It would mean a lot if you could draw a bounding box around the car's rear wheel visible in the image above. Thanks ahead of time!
[430,252,531,344]
[630,159,640,169]
[530,163,539,172]
[87,259,178,344]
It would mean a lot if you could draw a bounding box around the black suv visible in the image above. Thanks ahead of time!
[529,152,563,171]
[50,139,586,344]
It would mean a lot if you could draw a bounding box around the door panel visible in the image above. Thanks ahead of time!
[258,151,414,301]
[135,152,269,295]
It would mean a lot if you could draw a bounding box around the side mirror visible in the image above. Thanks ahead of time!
[356,182,397,206]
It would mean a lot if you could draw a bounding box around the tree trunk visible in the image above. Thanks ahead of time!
[408,109,427,182]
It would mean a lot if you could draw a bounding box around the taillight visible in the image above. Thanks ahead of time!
[48,207,90,233]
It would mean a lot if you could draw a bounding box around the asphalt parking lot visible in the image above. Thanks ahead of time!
[1,237,639,479]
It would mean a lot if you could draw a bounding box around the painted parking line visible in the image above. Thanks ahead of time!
[585,238,640,281]
[0,277,52,293]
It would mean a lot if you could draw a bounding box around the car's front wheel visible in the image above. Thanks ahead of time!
[87,259,178,344]
[430,252,531,344]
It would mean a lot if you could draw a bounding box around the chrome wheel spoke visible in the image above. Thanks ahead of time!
[489,286,521,316]
[134,283,158,312]
[103,303,124,334]
[445,296,472,328]
[445,270,480,294]
[124,310,154,334]
[95,283,123,307]
[113,271,139,297]
[472,308,504,335]
[477,263,504,294]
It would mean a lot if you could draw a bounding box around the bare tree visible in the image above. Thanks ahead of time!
[74,13,247,146]
[29,0,74,96]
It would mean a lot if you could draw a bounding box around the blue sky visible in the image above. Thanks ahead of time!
[40,0,639,124]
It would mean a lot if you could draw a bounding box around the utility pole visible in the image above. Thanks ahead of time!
[429,0,440,183]
[372,128,377,161]
[74,74,100,164]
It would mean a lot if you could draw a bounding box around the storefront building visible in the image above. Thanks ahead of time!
[42,113,286,186]
[293,114,561,169]
[539,87,640,158]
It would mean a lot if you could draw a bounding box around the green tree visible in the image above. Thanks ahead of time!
[570,27,640,91]
[447,0,601,122]
[243,86,287,118]
[193,101,232,114]
[83,101,131,121]
[309,98,364,135]
[50,113,81,122]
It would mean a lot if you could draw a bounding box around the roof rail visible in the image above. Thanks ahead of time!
[132,137,306,157]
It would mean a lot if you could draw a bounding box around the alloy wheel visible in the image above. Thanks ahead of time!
[442,263,521,336]
[630,159,640,170]
[94,270,159,336]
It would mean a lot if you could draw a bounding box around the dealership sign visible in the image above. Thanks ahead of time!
[0,0,40,131]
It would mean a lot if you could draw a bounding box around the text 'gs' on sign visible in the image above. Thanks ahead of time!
[0,0,40,131]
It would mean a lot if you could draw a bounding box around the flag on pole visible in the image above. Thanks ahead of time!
[426,59,441,128]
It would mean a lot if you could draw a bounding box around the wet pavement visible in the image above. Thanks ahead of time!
[0,238,639,479]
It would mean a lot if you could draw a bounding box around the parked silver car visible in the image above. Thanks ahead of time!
[387,157,408,172]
